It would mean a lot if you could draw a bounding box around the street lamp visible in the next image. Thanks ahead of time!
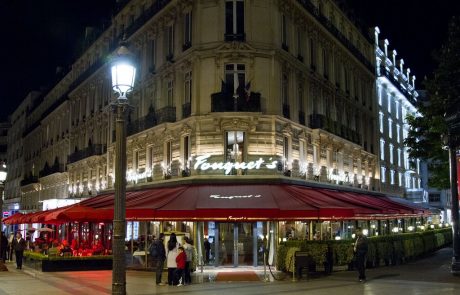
[110,42,136,295]
[445,111,460,275]
[0,162,8,271]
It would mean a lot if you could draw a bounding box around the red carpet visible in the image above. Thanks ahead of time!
[216,271,260,282]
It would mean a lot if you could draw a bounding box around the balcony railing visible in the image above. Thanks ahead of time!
[20,176,39,187]
[309,114,361,145]
[182,102,191,118]
[68,144,106,164]
[39,164,65,178]
[224,33,246,42]
[127,113,156,137]
[156,106,176,124]
[211,92,261,112]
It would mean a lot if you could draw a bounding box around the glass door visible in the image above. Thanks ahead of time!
[216,222,255,267]
[218,223,235,266]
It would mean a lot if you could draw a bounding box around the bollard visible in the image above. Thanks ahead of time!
[291,256,297,282]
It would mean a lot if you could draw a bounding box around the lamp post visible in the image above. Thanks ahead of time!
[110,43,136,295]
[0,162,8,271]
[445,111,460,275]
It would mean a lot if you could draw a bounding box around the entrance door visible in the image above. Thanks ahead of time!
[217,223,254,266]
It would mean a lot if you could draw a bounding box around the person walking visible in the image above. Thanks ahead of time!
[175,246,186,286]
[150,233,166,286]
[12,232,26,269]
[183,237,195,284]
[0,232,8,262]
[354,227,368,282]
[8,232,14,261]
[204,238,210,264]
[166,233,179,286]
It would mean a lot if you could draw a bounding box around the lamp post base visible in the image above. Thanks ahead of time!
[452,257,460,275]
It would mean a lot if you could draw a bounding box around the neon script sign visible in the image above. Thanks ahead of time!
[194,154,278,175]
[210,194,262,199]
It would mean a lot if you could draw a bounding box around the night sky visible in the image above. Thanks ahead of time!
[0,0,459,122]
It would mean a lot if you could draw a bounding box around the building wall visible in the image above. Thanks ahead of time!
[8,0,380,210]
[374,27,424,200]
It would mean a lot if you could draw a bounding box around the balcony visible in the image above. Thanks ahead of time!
[211,92,261,112]
[39,163,65,178]
[20,175,39,187]
[281,104,290,119]
[68,144,106,164]
[127,113,156,137]
[182,102,191,119]
[224,33,245,42]
[309,114,361,145]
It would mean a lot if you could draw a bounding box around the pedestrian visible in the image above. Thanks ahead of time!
[8,232,14,261]
[0,231,8,262]
[149,233,166,286]
[353,227,368,282]
[204,238,210,264]
[175,246,186,286]
[12,232,27,269]
[183,237,195,284]
[166,233,179,286]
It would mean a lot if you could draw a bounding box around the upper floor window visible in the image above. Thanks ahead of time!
[388,118,393,138]
[283,136,290,170]
[379,112,384,133]
[148,39,156,72]
[387,95,392,113]
[396,124,401,143]
[225,0,245,41]
[322,48,329,79]
[281,14,288,50]
[378,86,382,106]
[395,100,400,119]
[390,169,395,185]
[389,143,394,164]
[183,11,192,50]
[167,80,174,106]
[184,71,192,104]
[380,139,385,160]
[397,148,402,166]
[182,135,190,171]
[297,27,303,59]
[164,141,172,175]
[282,73,289,105]
[381,166,386,183]
[166,24,174,59]
[309,37,316,70]
[225,64,246,95]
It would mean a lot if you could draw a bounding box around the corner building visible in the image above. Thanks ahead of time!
[11,0,415,268]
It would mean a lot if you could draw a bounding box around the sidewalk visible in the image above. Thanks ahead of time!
[0,248,459,295]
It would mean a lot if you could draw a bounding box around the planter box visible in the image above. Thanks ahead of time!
[24,256,112,272]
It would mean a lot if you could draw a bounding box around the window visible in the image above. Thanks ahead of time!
[429,193,441,202]
[309,37,316,70]
[225,131,245,174]
[378,86,382,106]
[167,80,174,106]
[388,118,393,138]
[148,39,156,72]
[389,144,394,164]
[399,172,403,186]
[283,136,290,170]
[322,48,329,78]
[395,100,399,119]
[148,146,154,170]
[225,0,245,41]
[397,148,402,166]
[390,169,395,185]
[379,112,384,133]
[184,71,192,104]
[387,95,392,113]
[165,141,172,171]
[166,24,174,60]
[282,73,289,105]
[380,139,385,160]
[381,166,386,183]
[225,64,246,95]
[297,27,303,59]
[281,14,288,49]
[298,84,303,111]
[182,135,190,170]
[134,150,140,171]
[183,11,192,50]
[396,124,401,143]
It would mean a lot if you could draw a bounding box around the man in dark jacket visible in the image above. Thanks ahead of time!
[151,233,166,286]
[354,227,368,282]
[12,232,27,269]
[0,231,8,262]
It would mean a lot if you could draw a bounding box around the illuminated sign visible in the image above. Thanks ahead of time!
[194,154,278,175]
[3,211,9,218]
[127,169,152,182]
[210,194,262,200]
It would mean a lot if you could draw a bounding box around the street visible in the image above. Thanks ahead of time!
[0,247,459,295]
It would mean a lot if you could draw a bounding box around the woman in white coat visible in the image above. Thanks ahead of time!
[166,233,179,285]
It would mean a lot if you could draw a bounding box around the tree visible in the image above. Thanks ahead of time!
[405,16,460,189]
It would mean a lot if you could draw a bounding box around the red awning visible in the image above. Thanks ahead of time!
[3,184,430,224]
[2,212,24,225]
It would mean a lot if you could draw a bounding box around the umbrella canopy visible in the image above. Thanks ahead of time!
[37,227,54,232]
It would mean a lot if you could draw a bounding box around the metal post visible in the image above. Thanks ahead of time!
[112,102,127,294]
[449,145,460,274]
[0,181,6,271]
